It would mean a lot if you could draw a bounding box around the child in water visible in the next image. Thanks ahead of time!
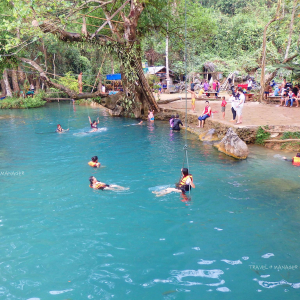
[169,115,175,128]
[89,176,129,191]
[148,110,154,122]
[88,156,101,168]
[56,124,69,133]
[221,96,227,119]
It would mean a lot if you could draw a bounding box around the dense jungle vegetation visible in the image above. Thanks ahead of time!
[0,0,298,99]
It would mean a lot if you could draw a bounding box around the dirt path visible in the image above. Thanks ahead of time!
[158,93,300,128]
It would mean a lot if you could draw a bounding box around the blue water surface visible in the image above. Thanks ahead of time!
[0,103,300,300]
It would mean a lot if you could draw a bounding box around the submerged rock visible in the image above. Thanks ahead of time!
[199,128,220,142]
[215,128,249,159]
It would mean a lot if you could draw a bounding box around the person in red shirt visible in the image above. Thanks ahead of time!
[221,96,227,119]
[197,101,212,128]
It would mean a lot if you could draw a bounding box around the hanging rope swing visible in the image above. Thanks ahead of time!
[183,0,190,172]
[179,0,191,193]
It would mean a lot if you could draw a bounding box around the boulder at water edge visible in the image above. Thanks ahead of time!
[215,127,249,159]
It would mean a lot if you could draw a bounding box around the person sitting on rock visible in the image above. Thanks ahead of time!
[197,101,211,128]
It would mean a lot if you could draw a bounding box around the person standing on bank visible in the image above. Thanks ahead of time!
[78,71,83,93]
[229,94,237,122]
[235,88,245,124]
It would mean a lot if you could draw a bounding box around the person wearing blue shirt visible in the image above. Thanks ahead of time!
[274,86,280,96]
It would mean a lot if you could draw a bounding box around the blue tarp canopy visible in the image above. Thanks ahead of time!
[106,73,121,80]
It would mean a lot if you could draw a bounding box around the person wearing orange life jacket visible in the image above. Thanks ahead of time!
[89,176,128,191]
[283,153,300,166]
[88,156,101,168]
[152,168,195,197]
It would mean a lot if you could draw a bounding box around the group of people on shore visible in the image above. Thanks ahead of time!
[266,79,300,107]
[189,86,246,127]
[191,79,221,98]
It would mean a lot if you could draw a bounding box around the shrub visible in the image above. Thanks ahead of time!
[281,131,300,140]
[255,126,270,145]
[0,91,46,109]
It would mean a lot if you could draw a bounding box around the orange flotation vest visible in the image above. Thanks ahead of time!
[178,175,193,188]
[292,157,300,166]
[88,161,98,167]
[90,182,106,189]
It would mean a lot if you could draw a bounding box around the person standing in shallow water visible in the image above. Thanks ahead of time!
[172,114,183,131]
[148,110,154,122]
[78,71,83,93]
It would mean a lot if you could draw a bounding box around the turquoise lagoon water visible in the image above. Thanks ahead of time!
[0,103,300,300]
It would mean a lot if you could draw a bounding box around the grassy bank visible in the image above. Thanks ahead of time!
[0,92,46,109]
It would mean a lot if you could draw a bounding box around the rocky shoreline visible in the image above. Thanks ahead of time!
[89,100,300,158]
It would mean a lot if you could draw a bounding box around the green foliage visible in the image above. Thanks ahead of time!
[255,126,271,145]
[56,72,79,93]
[281,132,300,140]
[0,92,46,109]
[146,74,160,88]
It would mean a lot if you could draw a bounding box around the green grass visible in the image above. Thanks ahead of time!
[0,92,46,109]
[281,131,300,139]
[255,126,271,145]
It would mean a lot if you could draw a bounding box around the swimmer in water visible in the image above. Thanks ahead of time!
[56,124,69,133]
[152,168,195,197]
[148,110,154,122]
[88,156,101,168]
[124,120,144,127]
[89,176,129,191]
[283,153,300,166]
[88,116,100,132]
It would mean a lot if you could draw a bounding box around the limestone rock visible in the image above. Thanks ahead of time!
[215,127,249,159]
[100,92,123,110]
[108,105,123,116]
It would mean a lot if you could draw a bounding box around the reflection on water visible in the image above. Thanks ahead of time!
[0,105,300,300]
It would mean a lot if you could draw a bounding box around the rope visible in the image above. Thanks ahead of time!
[181,0,191,193]
[68,100,72,129]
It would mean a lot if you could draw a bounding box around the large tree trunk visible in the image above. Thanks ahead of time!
[35,77,40,91]
[284,0,297,60]
[3,70,13,97]
[11,68,20,94]
[32,0,159,113]
[17,66,26,85]
[259,0,282,102]
[0,80,6,97]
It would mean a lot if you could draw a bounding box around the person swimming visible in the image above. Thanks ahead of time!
[88,156,101,168]
[88,116,100,132]
[89,176,129,191]
[283,153,300,166]
[152,168,195,197]
[56,124,69,133]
